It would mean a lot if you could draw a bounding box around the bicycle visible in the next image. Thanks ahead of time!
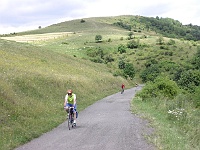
[121,88,124,94]
[67,107,76,130]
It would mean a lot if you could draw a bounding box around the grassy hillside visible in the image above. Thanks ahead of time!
[4,16,198,75]
[0,38,133,149]
[0,15,200,150]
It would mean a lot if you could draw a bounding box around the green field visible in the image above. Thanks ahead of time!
[0,15,199,150]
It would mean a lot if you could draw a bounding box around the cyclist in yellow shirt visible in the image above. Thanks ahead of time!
[64,89,77,124]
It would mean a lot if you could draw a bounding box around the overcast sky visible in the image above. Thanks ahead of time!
[0,0,200,34]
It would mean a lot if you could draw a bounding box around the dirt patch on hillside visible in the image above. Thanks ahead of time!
[0,32,73,43]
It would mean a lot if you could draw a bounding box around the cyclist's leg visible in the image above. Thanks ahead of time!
[121,88,124,94]
[73,104,77,124]
[65,103,73,113]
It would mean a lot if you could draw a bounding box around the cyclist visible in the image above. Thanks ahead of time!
[121,84,125,94]
[64,89,77,124]
[135,83,138,91]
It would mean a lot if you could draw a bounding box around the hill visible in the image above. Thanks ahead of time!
[0,38,132,149]
[0,15,200,149]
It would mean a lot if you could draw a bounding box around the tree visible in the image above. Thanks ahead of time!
[97,47,104,58]
[157,36,164,45]
[191,46,200,70]
[118,59,126,69]
[127,39,139,49]
[104,54,114,64]
[118,44,126,54]
[80,19,86,23]
[140,65,160,82]
[145,59,158,68]
[123,63,135,79]
[128,32,134,39]
[95,35,102,43]
[177,70,200,92]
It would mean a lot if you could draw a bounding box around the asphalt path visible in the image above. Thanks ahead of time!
[15,86,156,150]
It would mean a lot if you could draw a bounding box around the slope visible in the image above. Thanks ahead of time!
[0,39,132,150]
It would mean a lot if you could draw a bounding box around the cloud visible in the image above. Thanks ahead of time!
[1,0,84,24]
[0,0,200,34]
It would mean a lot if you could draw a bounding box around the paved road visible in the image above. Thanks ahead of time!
[15,86,156,150]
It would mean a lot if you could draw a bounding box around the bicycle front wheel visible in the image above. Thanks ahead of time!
[68,115,71,130]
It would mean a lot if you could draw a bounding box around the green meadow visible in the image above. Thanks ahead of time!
[1,15,200,149]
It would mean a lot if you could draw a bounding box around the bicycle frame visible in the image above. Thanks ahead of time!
[67,107,75,130]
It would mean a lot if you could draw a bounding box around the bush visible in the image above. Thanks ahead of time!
[160,45,169,50]
[104,54,114,64]
[191,46,200,70]
[95,35,102,43]
[192,87,200,108]
[123,63,135,80]
[90,57,104,63]
[167,39,176,45]
[137,75,179,99]
[86,47,104,58]
[118,44,126,54]
[118,59,126,69]
[80,19,86,23]
[127,40,139,49]
[154,76,179,99]
[177,70,200,92]
[107,38,112,42]
[144,59,158,68]
[140,64,160,82]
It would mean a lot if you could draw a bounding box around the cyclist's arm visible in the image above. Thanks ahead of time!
[73,94,76,106]
[64,95,68,107]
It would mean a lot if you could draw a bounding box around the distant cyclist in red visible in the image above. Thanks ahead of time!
[121,84,125,94]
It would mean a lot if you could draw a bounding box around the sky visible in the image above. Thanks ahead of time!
[0,0,200,34]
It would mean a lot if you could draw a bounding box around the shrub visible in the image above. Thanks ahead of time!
[113,22,131,31]
[86,47,104,58]
[104,54,114,64]
[123,63,135,80]
[140,64,160,82]
[144,59,158,68]
[167,39,176,45]
[118,59,126,69]
[154,76,179,99]
[90,57,104,63]
[157,36,164,45]
[160,45,169,50]
[192,87,200,108]
[137,75,179,99]
[118,44,126,54]
[128,32,134,39]
[107,38,112,42]
[191,46,200,70]
[80,19,86,23]
[177,70,200,92]
[127,40,139,49]
[95,35,102,43]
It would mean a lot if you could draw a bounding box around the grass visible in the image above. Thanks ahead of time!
[0,39,134,150]
[131,96,200,150]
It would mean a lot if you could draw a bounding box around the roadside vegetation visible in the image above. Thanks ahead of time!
[132,47,200,149]
[0,15,200,150]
